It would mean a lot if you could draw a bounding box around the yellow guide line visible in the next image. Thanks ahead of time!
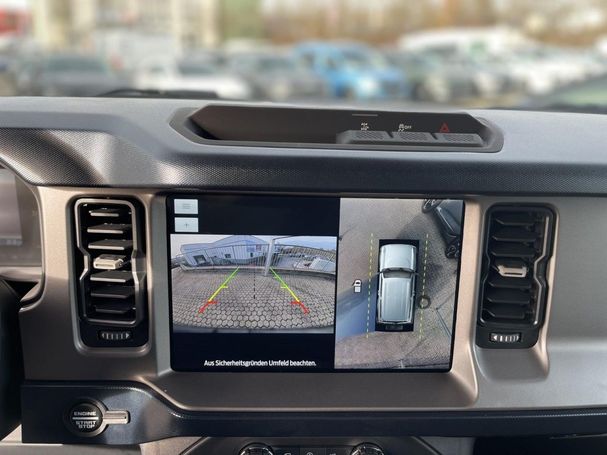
[207,267,240,302]
[270,268,300,302]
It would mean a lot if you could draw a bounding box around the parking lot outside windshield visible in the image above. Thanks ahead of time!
[168,195,464,372]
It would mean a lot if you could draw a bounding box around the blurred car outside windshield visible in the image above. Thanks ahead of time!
[1,0,607,112]
[177,61,221,76]
[241,55,301,72]
[341,49,391,70]
[45,55,105,71]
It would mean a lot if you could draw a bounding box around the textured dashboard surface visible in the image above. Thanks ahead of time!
[0,97,606,194]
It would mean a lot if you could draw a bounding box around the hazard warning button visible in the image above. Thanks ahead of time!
[434,132,483,147]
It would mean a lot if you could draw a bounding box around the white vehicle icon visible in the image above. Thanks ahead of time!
[376,243,417,331]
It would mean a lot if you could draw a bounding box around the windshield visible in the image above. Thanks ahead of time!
[177,62,220,76]
[341,49,389,70]
[254,56,298,71]
[42,57,109,74]
[1,0,606,111]
[232,55,301,72]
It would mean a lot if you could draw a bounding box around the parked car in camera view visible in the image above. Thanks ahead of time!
[423,199,464,259]
[294,42,409,100]
[376,243,417,331]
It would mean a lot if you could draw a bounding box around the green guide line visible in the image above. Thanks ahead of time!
[206,267,240,302]
[270,267,301,302]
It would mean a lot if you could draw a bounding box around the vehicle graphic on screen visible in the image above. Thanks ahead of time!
[376,243,417,332]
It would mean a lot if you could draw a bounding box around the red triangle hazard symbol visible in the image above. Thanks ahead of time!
[439,122,450,133]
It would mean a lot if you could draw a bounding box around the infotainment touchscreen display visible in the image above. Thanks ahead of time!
[168,195,464,372]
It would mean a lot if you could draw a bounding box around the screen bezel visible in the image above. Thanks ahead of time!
[166,194,464,374]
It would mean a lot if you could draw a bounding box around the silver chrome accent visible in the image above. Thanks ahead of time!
[351,443,384,455]
[103,410,130,426]
[93,254,127,270]
[496,262,528,278]
[239,444,273,455]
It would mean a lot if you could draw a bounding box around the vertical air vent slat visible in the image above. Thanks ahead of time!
[483,303,528,320]
[89,286,134,299]
[492,227,539,242]
[487,274,533,290]
[90,270,134,283]
[493,212,536,225]
[89,207,124,217]
[92,301,136,315]
[485,289,531,305]
[489,243,536,258]
[88,239,133,251]
[477,205,555,348]
[86,223,132,235]
[74,198,148,347]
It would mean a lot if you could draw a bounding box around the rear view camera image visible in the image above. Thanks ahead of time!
[171,234,336,333]
[169,195,340,371]
[335,198,464,370]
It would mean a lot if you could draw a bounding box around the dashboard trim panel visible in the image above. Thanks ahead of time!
[4,99,607,441]
[20,187,584,413]
[0,99,604,196]
[21,381,607,444]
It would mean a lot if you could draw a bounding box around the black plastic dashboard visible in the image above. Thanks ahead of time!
[2,98,607,448]
[0,98,605,194]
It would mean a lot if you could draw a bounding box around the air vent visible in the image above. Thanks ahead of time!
[476,206,555,348]
[74,198,147,347]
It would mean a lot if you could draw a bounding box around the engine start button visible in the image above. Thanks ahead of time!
[68,402,103,434]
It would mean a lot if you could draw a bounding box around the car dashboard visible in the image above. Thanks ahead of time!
[1,97,607,454]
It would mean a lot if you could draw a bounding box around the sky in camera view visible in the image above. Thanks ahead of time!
[1,0,607,111]
[170,234,337,258]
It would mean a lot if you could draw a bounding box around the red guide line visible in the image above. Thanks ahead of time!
[199,300,217,314]
[291,300,309,314]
